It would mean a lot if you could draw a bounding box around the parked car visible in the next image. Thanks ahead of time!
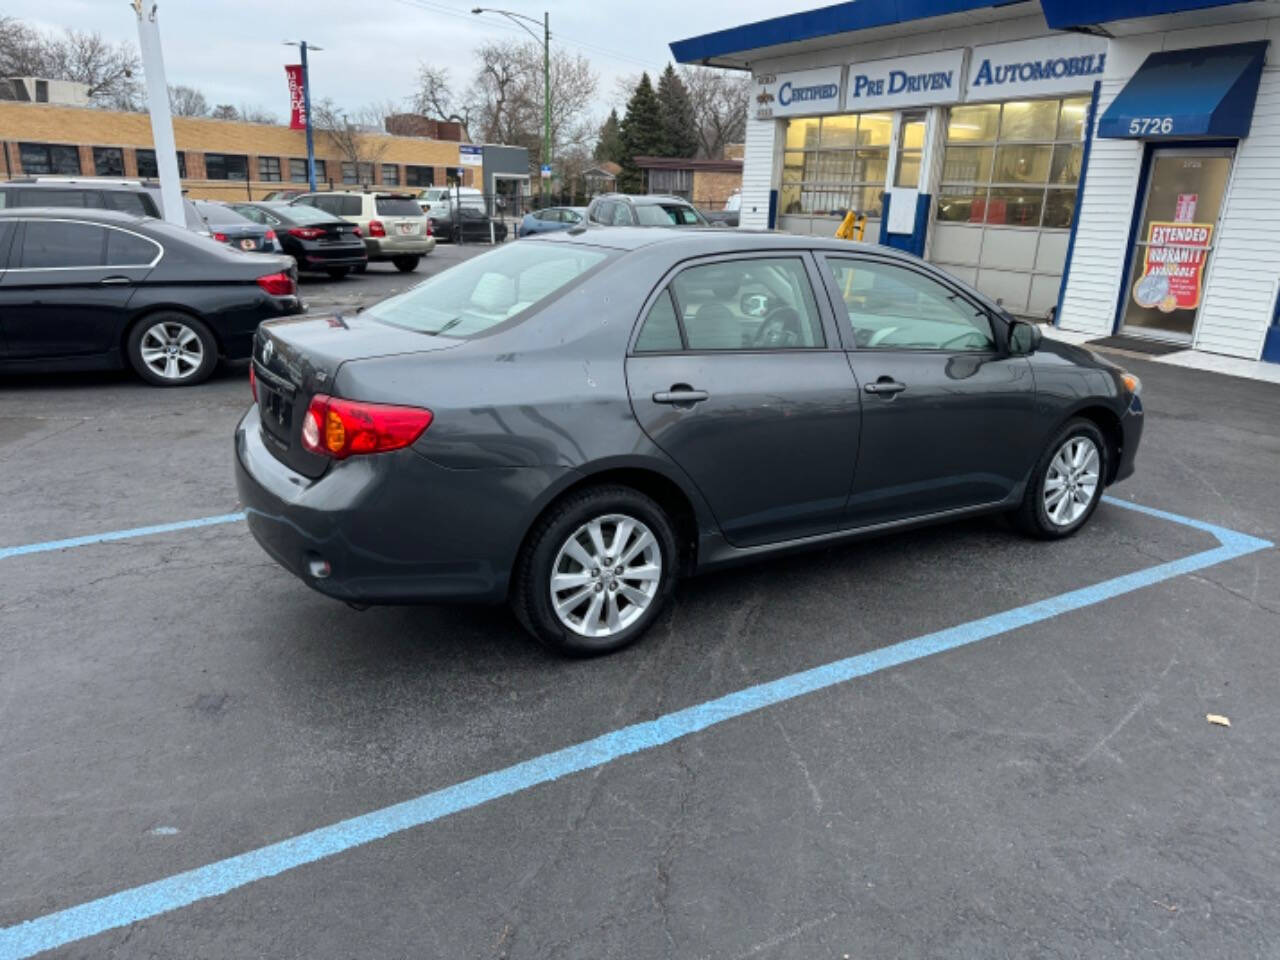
[517,206,585,237]
[416,186,485,217]
[190,201,279,254]
[291,191,433,272]
[433,206,509,243]
[586,193,709,227]
[228,201,367,279]
[262,189,306,201]
[703,191,741,227]
[235,229,1144,656]
[0,177,161,217]
[0,208,302,386]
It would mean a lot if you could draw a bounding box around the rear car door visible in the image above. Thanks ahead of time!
[0,221,14,358]
[0,219,156,359]
[625,253,860,547]
[816,254,1038,528]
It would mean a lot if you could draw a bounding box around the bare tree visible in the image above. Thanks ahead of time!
[0,17,142,109]
[312,98,390,182]
[169,84,208,117]
[679,66,750,158]
[412,64,472,133]
[237,104,278,125]
[210,104,239,121]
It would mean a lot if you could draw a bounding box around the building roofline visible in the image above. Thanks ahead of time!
[633,156,743,172]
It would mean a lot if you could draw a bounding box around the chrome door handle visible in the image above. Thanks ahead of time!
[99,276,132,285]
[864,380,907,396]
[653,388,709,405]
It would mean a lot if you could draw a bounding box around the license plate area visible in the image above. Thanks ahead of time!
[397,222,415,235]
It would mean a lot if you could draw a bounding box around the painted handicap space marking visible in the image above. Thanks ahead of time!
[0,497,1271,959]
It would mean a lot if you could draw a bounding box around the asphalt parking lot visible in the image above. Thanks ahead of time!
[3,301,1279,955]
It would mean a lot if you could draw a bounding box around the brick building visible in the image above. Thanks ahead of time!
[633,155,744,210]
[0,101,479,202]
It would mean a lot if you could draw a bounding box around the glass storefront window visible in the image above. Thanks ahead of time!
[780,113,891,218]
[940,97,1087,229]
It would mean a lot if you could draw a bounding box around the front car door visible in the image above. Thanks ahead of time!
[625,253,861,547]
[816,254,1038,528]
[0,219,158,360]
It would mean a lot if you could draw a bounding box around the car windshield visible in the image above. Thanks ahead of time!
[195,203,251,225]
[634,203,705,226]
[375,197,424,216]
[277,204,334,225]
[365,241,611,338]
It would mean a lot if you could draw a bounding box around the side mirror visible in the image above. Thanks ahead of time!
[1008,319,1042,356]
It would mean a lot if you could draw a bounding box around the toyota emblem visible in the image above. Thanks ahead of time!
[262,340,274,364]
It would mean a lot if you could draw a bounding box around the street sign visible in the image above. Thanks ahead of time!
[540,164,552,179]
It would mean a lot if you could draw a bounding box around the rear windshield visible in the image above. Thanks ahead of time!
[194,202,251,224]
[375,197,424,217]
[365,241,610,338]
[278,204,335,225]
[635,204,706,226]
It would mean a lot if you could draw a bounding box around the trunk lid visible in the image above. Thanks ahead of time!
[252,313,463,477]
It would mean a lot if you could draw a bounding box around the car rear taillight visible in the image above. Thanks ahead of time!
[249,363,257,403]
[288,226,324,240]
[300,394,433,460]
[257,271,296,296]
[353,226,362,237]
[264,229,277,242]
[212,232,228,243]
[367,219,386,238]
[426,220,433,237]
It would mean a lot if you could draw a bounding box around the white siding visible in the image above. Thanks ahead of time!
[740,115,777,231]
[1057,79,1142,336]
[1196,68,1280,359]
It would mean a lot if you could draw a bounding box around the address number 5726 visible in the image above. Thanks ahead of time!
[1129,117,1174,135]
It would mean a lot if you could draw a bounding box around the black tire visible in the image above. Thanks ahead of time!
[125,312,218,387]
[511,485,678,657]
[392,255,420,273]
[1013,417,1109,539]
[354,262,368,274]
[325,267,350,280]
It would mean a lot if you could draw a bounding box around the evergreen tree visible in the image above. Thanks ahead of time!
[594,108,623,164]
[619,73,663,193]
[657,64,699,158]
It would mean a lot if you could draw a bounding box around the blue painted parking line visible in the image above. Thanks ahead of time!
[0,513,245,561]
[0,498,1272,959]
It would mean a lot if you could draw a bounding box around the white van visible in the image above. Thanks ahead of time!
[418,186,485,218]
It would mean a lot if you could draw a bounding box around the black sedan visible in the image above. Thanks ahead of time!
[430,206,509,243]
[236,229,1143,655]
[0,208,302,386]
[191,200,279,255]
[229,201,367,279]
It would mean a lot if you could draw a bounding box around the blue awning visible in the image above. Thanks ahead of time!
[1098,41,1269,139]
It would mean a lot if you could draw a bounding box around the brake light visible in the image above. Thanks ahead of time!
[212,232,228,243]
[256,271,296,296]
[288,226,324,240]
[368,219,386,238]
[300,394,433,459]
[426,220,433,237]
[353,226,362,237]
[264,229,277,242]
[249,363,257,403]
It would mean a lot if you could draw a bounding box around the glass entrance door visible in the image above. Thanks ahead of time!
[1120,147,1233,341]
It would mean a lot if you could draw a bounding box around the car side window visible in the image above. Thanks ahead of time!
[634,289,683,352]
[102,192,148,216]
[105,229,160,266]
[611,203,634,226]
[589,201,611,224]
[19,220,107,269]
[17,189,92,208]
[235,205,266,224]
[824,258,995,352]
[668,257,825,351]
[342,196,363,217]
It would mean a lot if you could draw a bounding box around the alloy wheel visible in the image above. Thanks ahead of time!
[549,513,662,638]
[139,321,203,381]
[1044,435,1101,527]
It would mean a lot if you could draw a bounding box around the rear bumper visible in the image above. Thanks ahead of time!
[234,405,569,605]
[364,236,435,258]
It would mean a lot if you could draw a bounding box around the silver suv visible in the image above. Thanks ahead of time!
[585,194,709,228]
[292,191,435,272]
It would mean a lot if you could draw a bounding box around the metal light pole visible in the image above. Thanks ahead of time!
[284,41,322,191]
[130,1,184,227]
[472,7,550,204]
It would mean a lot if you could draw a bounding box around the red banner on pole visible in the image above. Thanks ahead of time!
[285,64,306,130]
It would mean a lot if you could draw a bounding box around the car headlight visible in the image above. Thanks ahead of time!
[1120,371,1142,395]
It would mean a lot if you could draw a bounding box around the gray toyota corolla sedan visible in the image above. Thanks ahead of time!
[236,228,1143,655]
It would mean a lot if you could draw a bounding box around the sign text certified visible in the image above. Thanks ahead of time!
[755,65,844,118]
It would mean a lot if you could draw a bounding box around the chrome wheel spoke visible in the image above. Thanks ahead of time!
[620,530,654,565]
[555,584,592,617]
[609,519,634,561]
[586,519,608,559]
[551,571,593,591]
[618,583,650,606]
[550,512,662,639]
[562,537,594,571]
[1043,434,1100,528]
[622,563,661,582]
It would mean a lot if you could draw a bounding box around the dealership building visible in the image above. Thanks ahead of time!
[672,0,1280,363]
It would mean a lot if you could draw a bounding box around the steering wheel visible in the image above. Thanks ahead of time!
[754,307,803,348]
[939,330,989,351]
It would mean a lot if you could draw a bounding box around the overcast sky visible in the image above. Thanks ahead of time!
[7,0,820,123]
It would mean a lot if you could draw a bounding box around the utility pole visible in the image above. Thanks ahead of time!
[472,8,551,204]
[130,1,183,227]
[285,41,322,191]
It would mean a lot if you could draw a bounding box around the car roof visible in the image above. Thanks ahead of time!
[2,178,148,191]
[592,193,694,206]
[0,206,151,225]
[534,224,925,261]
